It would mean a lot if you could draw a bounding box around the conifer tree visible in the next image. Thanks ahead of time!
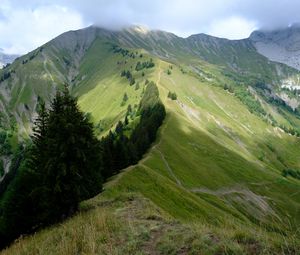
[0,87,103,247]
[125,115,129,125]
[43,88,102,217]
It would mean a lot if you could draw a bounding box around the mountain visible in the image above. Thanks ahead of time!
[1,26,300,254]
[0,50,18,69]
[250,24,300,72]
[1,26,299,134]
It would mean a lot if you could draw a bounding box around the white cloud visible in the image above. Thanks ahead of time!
[1,0,300,54]
[208,16,257,39]
[0,4,85,54]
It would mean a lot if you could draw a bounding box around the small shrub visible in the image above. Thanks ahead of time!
[282,169,300,180]
[167,91,177,100]
[121,93,129,106]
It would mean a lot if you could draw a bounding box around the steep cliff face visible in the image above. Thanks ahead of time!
[250,24,300,70]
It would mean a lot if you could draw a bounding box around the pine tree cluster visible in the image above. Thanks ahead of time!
[135,59,155,71]
[121,70,135,85]
[0,88,102,248]
[0,82,166,249]
[100,81,165,179]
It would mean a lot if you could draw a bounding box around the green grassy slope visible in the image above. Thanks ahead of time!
[2,54,300,254]
[1,26,300,139]
[140,59,300,229]
[185,34,296,81]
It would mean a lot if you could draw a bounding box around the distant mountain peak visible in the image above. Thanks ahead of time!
[0,51,19,68]
[250,25,300,70]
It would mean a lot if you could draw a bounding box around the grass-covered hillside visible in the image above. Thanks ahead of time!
[0,26,300,254]
[2,45,300,254]
[1,25,300,134]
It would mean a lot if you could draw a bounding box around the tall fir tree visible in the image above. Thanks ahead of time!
[0,87,103,248]
[42,88,103,218]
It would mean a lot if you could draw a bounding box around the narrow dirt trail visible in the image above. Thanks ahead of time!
[155,61,169,96]
[156,62,162,85]
[139,61,180,182]
[105,62,168,187]
[212,98,254,135]
[155,148,182,186]
[141,226,168,255]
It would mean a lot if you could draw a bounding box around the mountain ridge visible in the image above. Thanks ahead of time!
[0,24,300,254]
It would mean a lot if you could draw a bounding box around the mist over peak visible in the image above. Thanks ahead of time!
[1,0,300,54]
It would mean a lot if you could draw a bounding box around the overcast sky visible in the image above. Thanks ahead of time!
[0,0,299,55]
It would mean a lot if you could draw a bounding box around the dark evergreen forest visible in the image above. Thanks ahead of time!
[0,82,165,249]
